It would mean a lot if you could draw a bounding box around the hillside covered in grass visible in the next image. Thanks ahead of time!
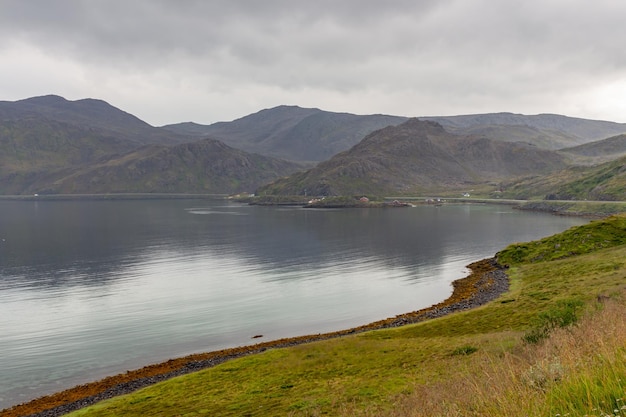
[15,215,619,417]
[497,154,626,201]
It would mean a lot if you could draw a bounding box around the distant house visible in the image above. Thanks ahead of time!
[359,196,369,203]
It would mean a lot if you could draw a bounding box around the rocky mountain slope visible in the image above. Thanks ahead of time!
[166,107,626,162]
[3,95,626,196]
[163,105,408,162]
[257,119,568,196]
[0,96,303,195]
[424,112,626,148]
[1,95,190,147]
[24,138,304,195]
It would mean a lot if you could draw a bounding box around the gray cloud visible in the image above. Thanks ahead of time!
[1,0,625,125]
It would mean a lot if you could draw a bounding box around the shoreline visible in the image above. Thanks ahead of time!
[1,194,621,217]
[1,258,508,417]
[0,193,225,201]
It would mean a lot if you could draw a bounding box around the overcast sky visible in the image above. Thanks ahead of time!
[1,0,625,126]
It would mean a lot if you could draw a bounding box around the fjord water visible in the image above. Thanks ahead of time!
[0,199,586,408]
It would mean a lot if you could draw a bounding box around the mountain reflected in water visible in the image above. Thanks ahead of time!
[0,199,586,408]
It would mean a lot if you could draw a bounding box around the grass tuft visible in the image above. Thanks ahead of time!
[450,346,479,356]
[523,298,584,344]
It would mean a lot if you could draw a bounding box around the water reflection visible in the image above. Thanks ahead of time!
[0,200,584,295]
[0,199,587,409]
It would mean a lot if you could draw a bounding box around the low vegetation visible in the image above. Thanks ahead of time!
[53,215,626,417]
[497,214,626,264]
[516,200,626,217]
[499,155,626,201]
[363,290,626,417]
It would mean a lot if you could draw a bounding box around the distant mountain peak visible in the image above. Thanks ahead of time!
[273,104,320,111]
[399,118,446,131]
[19,95,123,112]
[0,94,195,150]
[357,118,448,147]
[17,94,69,105]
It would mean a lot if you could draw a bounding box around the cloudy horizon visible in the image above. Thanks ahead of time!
[1,0,625,126]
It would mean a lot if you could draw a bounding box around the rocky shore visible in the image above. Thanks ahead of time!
[2,258,507,417]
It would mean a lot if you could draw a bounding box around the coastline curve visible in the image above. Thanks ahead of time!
[1,258,507,417]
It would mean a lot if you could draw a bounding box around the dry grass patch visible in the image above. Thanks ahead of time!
[358,291,626,417]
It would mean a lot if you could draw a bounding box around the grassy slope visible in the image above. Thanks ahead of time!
[499,155,626,201]
[67,216,626,417]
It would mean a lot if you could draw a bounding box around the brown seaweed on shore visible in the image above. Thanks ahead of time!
[1,258,507,417]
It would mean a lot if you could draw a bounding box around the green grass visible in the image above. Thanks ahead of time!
[67,215,626,417]
[546,349,626,417]
[497,214,626,264]
[498,155,626,201]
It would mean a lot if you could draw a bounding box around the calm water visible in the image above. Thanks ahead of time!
[0,199,586,408]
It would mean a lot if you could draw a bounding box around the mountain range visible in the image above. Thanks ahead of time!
[0,96,304,195]
[165,108,626,160]
[257,119,570,196]
[163,106,407,162]
[1,95,626,197]
[423,113,626,148]
[0,95,190,147]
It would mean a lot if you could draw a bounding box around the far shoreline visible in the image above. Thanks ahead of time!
[1,193,621,217]
[2,258,508,417]
[0,193,226,201]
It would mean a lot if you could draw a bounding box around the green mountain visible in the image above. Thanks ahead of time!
[1,95,190,146]
[0,117,142,194]
[27,138,304,195]
[257,119,568,197]
[3,96,625,196]
[0,96,303,195]
[500,155,626,201]
[559,133,626,163]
